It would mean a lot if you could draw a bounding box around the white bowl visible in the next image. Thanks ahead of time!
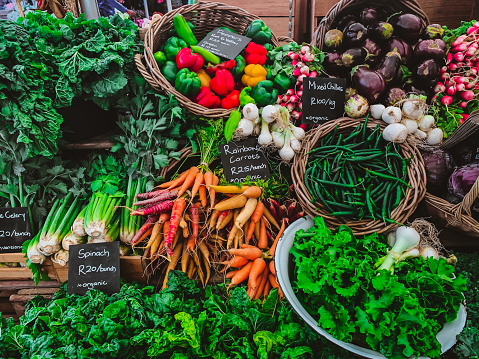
[274,216,467,359]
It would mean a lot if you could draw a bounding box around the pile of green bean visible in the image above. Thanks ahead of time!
[304,120,411,223]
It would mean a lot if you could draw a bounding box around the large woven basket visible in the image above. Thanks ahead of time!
[138,1,281,118]
[311,0,429,49]
[291,118,427,235]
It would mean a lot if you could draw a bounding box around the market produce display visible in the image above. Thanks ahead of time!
[291,217,466,359]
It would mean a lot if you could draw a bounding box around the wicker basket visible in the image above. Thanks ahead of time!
[138,1,281,118]
[311,0,429,49]
[291,118,427,235]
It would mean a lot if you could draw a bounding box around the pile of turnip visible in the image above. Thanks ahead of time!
[234,104,305,162]
[322,6,445,117]
[433,21,479,120]
[370,97,444,145]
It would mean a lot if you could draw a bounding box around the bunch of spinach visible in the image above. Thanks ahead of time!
[0,271,353,359]
[291,217,466,359]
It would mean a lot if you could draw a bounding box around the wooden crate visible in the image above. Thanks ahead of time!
[43,256,149,284]
[310,0,478,42]
[0,253,33,280]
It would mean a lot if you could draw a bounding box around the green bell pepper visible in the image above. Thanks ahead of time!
[274,71,292,92]
[245,19,272,44]
[219,26,237,33]
[162,61,178,84]
[173,14,197,46]
[250,80,278,107]
[175,68,201,97]
[169,21,195,36]
[164,37,188,61]
[224,110,241,141]
[231,55,246,80]
[239,87,255,106]
[264,65,274,82]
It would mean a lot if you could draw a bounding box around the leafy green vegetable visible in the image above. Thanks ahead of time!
[291,217,466,359]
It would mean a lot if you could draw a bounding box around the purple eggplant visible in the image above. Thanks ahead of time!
[360,7,379,25]
[337,15,358,32]
[393,64,412,85]
[389,13,423,43]
[383,87,406,106]
[344,23,368,46]
[324,29,343,51]
[384,37,412,64]
[323,52,344,72]
[342,48,367,67]
[362,38,381,57]
[422,24,445,40]
[351,65,386,103]
[368,21,394,40]
[414,39,446,60]
[345,87,357,100]
[376,52,402,83]
[413,59,439,82]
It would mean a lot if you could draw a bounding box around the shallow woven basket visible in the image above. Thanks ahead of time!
[311,0,429,49]
[137,1,281,118]
[291,117,427,235]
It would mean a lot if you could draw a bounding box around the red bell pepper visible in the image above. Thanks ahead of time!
[176,48,203,73]
[206,59,236,75]
[221,90,240,109]
[244,42,267,65]
[209,69,235,97]
[195,87,221,108]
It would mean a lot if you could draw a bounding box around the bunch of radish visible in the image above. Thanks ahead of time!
[277,44,319,122]
[434,21,479,122]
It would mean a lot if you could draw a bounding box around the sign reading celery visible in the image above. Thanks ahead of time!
[0,207,32,253]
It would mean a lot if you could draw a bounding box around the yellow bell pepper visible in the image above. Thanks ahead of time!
[241,64,267,88]
[196,69,211,88]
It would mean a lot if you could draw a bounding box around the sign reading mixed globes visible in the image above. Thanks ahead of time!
[219,138,271,184]
[197,27,251,60]
[0,207,32,253]
[302,78,347,124]
[68,242,120,296]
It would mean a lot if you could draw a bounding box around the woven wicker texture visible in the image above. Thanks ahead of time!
[291,118,427,235]
[139,1,281,117]
[311,0,429,49]
[159,146,193,179]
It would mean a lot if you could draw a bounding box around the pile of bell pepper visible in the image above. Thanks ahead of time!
[153,16,291,110]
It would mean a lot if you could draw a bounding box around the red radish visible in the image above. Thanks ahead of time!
[298,102,302,110]
[131,215,160,245]
[452,35,468,47]
[457,83,466,92]
[276,95,283,104]
[434,82,446,93]
[309,71,318,78]
[292,68,301,76]
[460,101,468,108]
[453,44,468,52]
[467,82,476,89]
[447,86,456,96]
[300,124,308,131]
[296,90,303,97]
[282,95,291,102]
[461,90,475,101]
[292,59,298,67]
[133,189,178,207]
[456,62,464,68]
[462,113,470,123]
[466,47,477,57]
[466,60,473,67]
[300,45,310,54]
[288,51,299,60]
[300,66,310,75]
[297,74,306,83]
[467,27,479,35]
[453,76,469,84]
[131,199,174,216]
[474,22,479,28]
[300,84,303,90]
[470,68,478,75]
[286,103,295,111]
[446,53,453,64]
[291,110,300,119]
[286,89,295,96]
[442,95,454,106]
[280,102,287,107]
[440,66,447,74]
[290,95,300,103]
[442,71,451,79]
[454,52,465,62]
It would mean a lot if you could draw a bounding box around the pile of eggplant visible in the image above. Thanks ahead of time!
[322,7,445,117]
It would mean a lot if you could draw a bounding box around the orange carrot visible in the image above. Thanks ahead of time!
[263,281,271,298]
[258,217,268,249]
[263,206,280,230]
[269,260,276,276]
[251,202,264,223]
[210,175,219,209]
[199,184,207,207]
[221,255,249,268]
[182,226,188,238]
[189,205,200,239]
[137,227,152,245]
[245,220,256,244]
[253,265,270,300]
[165,198,187,256]
[254,221,260,243]
[191,172,204,199]
[226,270,239,279]
[269,219,286,257]
[162,241,183,289]
[240,243,258,249]
[228,261,254,291]
[214,194,247,211]
[187,234,196,251]
[158,212,169,224]
[204,171,213,204]
[228,247,262,260]
[159,170,188,189]
[248,258,266,299]
[269,274,283,298]
[216,210,231,230]
[209,210,221,230]
[178,167,200,197]
[243,186,262,199]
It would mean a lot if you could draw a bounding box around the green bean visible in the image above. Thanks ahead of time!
[348,153,385,162]
[366,169,411,187]
[329,211,356,217]
[311,178,356,188]
[382,183,392,221]
[324,200,354,210]
[361,116,369,141]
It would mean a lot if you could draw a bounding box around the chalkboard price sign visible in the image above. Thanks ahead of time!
[197,28,251,60]
[302,77,347,124]
[219,138,271,184]
[68,242,120,296]
[0,207,32,253]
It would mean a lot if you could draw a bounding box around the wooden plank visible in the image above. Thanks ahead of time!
[0,268,34,280]
[0,253,27,263]
[216,0,295,17]
[0,280,60,290]
[17,288,59,295]
[0,290,17,298]
[120,256,147,284]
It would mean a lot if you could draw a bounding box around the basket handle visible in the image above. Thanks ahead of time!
[277,36,294,43]
[454,175,479,220]
[135,54,162,92]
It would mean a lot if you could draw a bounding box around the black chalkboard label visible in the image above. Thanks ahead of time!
[219,138,271,183]
[302,78,347,124]
[197,28,251,60]
[0,207,32,253]
[68,242,120,296]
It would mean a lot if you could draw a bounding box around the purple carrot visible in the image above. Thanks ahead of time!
[291,211,305,222]
[131,200,174,216]
[267,199,280,223]
[136,188,168,200]
[278,205,287,220]
[133,189,179,207]
[131,215,159,245]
